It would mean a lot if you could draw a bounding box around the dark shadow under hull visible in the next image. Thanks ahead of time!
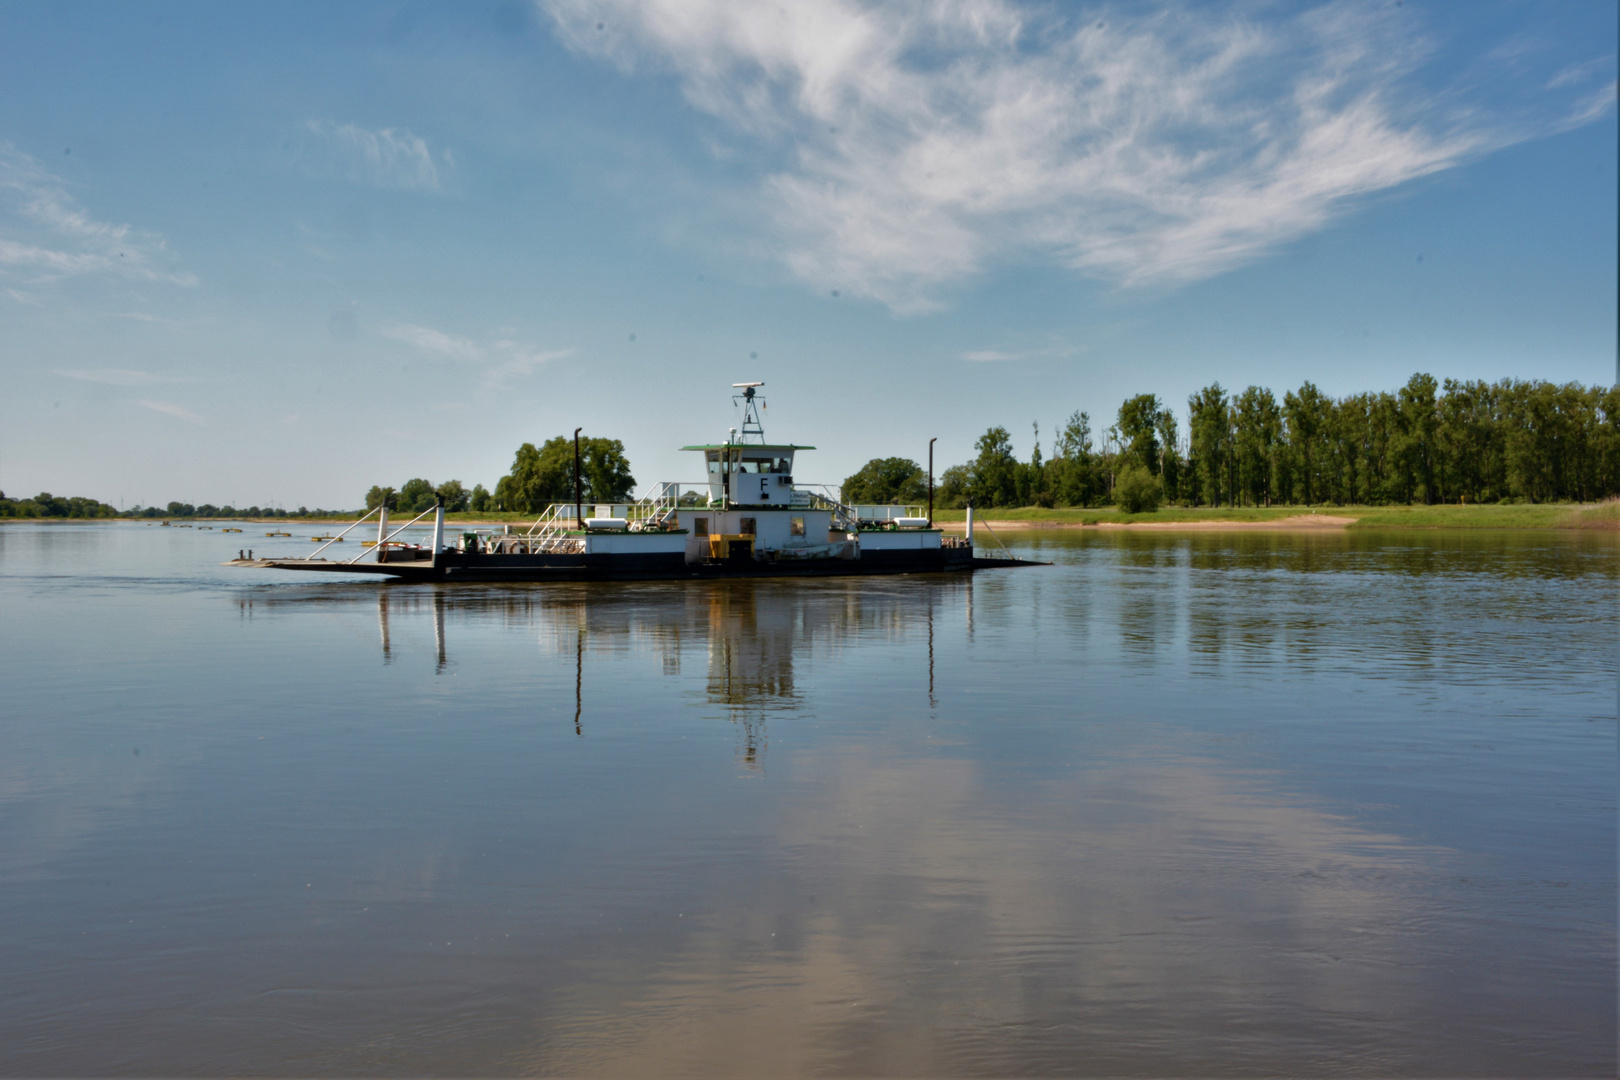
[238,548,1041,582]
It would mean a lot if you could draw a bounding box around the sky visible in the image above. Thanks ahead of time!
[0,0,1614,510]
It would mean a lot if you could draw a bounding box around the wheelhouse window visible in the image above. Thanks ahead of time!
[739,517,756,536]
[693,517,709,536]
[790,516,805,536]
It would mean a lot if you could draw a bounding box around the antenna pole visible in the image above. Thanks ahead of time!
[573,427,583,530]
[928,437,936,526]
[732,382,766,443]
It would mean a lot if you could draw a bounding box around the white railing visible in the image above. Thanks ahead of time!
[522,503,584,554]
[850,504,927,525]
[802,488,859,532]
[345,503,440,564]
[486,485,924,551]
[283,503,444,565]
[798,486,926,530]
[632,483,681,528]
[305,505,383,560]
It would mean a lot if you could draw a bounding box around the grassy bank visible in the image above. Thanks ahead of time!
[930,502,1614,529]
[931,506,1308,526]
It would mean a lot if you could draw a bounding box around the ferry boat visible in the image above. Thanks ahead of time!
[231,383,1037,582]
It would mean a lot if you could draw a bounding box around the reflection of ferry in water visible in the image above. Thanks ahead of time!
[232,383,1039,582]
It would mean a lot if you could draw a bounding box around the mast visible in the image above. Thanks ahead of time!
[733,382,765,444]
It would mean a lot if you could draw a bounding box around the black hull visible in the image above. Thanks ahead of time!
[249,546,1041,582]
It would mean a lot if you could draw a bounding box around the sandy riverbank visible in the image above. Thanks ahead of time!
[939,514,1359,531]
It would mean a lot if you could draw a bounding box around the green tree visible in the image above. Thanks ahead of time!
[1114,464,1162,513]
[970,426,1018,507]
[1022,422,1053,506]
[1233,386,1282,507]
[469,484,492,513]
[1597,384,1620,499]
[580,437,636,502]
[1049,410,1098,507]
[1395,372,1440,503]
[934,464,972,509]
[1155,407,1182,503]
[1116,394,1163,474]
[495,439,573,512]
[398,478,436,513]
[1188,384,1231,506]
[1283,381,1330,504]
[435,480,471,512]
[494,435,636,512]
[842,457,926,504]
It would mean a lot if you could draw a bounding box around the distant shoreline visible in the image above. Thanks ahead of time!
[5,501,1617,530]
[930,502,1620,531]
[938,514,1359,531]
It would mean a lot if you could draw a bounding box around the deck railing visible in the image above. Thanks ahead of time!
[494,486,929,552]
[800,488,859,531]
[849,504,928,525]
[278,503,446,565]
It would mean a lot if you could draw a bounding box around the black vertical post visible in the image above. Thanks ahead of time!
[928,437,937,526]
[573,427,583,530]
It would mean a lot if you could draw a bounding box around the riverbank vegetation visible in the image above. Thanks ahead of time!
[0,491,120,518]
[929,503,1613,529]
[490,435,635,512]
[358,435,635,517]
[848,374,1619,513]
[9,376,1615,528]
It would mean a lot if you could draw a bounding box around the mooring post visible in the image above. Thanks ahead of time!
[377,504,388,550]
[573,427,585,530]
[966,501,974,545]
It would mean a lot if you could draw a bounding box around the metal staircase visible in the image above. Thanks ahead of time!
[523,504,584,554]
[634,482,681,529]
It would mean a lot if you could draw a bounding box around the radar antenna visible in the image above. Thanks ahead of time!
[731,381,766,443]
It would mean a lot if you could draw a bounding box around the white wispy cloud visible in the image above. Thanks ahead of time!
[1547,55,1615,89]
[543,0,1609,312]
[1562,79,1617,128]
[137,400,206,425]
[382,323,571,388]
[0,143,197,287]
[303,121,446,192]
[55,368,193,386]
[962,350,1020,363]
[482,348,573,387]
[382,322,485,362]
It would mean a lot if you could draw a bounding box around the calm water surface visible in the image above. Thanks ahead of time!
[1,522,1614,1076]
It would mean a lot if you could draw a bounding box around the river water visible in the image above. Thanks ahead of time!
[1,522,1614,1076]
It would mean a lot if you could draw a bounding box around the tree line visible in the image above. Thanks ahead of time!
[362,435,637,515]
[0,493,357,519]
[0,491,120,518]
[365,479,476,515]
[844,375,1620,510]
[134,502,352,518]
[11,377,1612,522]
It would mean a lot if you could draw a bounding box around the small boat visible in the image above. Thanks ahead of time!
[234,383,1038,582]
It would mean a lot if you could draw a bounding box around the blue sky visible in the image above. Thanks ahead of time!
[1,0,1614,509]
